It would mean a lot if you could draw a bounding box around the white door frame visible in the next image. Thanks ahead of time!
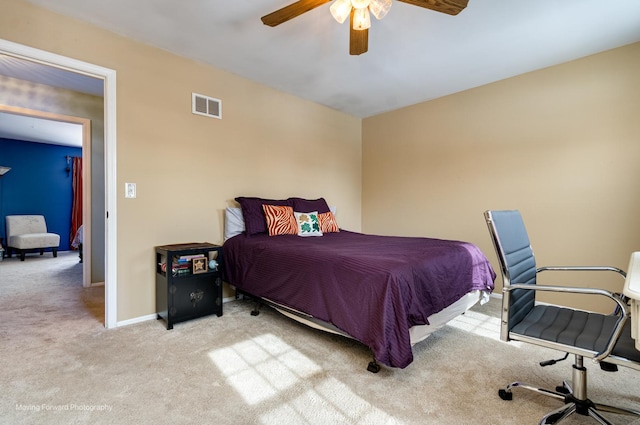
[0,38,118,328]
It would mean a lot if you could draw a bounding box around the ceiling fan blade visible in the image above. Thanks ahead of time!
[261,0,332,27]
[349,28,369,56]
[396,0,469,16]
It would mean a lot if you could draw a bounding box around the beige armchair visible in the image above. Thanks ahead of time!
[5,215,60,261]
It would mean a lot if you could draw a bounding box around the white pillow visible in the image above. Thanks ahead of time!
[294,211,323,237]
[224,207,245,241]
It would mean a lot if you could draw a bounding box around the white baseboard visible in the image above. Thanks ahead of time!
[117,313,157,327]
[115,296,237,327]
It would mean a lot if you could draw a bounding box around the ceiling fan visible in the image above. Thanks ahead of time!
[261,0,469,55]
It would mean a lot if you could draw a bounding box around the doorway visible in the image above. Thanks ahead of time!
[0,39,118,328]
[0,106,91,283]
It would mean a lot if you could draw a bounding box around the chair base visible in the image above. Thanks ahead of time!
[499,356,640,425]
[540,399,640,425]
[7,247,58,261]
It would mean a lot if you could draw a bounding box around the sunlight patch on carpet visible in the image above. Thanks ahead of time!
[208,333,321,405]
[447,310,502,341]
[209,333,405,424]
[260,377,407,425]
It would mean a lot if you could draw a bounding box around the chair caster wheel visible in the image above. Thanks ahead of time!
[498,389,513,400]
[367,361,380,373]
[555,386,570,394]
[543,412,564,424]
[599,361,618,372]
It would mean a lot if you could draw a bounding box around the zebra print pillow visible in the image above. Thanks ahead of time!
[236,197,293,236]
[263,205,298,236]
[318,211,339,233]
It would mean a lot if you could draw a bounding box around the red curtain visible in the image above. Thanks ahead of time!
[70,157,83,248]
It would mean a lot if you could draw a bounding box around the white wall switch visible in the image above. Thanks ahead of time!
[125,182,136,198]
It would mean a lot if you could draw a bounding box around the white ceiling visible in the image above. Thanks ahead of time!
[10,0,640,120]
[0,112,83,147]
[0,54,100,148]
[0,53,104,97]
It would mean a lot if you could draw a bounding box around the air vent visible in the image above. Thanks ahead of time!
[192,93,222,119]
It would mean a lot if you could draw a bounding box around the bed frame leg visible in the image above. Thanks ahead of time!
[250,301,262,316]
[367,359,381,373]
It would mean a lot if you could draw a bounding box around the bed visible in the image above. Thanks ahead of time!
[222,197,496,371]
[71,224,83,263]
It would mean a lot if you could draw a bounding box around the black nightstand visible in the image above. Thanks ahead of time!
[155,242,223,329]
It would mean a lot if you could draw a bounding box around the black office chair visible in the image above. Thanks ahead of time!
[484,210,640,425]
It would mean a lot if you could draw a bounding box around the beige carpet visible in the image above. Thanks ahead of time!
[0,251,639,425]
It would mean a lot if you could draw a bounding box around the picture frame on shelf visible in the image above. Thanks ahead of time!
[192,257,208,274]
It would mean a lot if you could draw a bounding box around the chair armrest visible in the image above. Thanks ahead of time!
[537,266,629,307]
[506,283,627,309]
[504,283,629,362]
[537,266,626,278]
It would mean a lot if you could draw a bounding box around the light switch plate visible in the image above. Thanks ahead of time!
[125,182,136,198]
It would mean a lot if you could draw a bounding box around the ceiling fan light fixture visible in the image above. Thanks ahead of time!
[369,0,392,20]
[330,0,353,23]
[352,7,371,30]
[351,0,371,9]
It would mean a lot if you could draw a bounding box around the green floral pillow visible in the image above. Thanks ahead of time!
[294,211,323,237]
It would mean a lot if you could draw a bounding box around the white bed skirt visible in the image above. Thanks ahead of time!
[269,289,488,346]
[408,289,487,345]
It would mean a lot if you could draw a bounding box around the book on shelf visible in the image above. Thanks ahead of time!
[178,254,206,260]
[174,268,191,276]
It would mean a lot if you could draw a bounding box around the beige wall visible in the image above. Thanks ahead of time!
[3,0,638,320]
[1,0,362,321]
[363,42,640,312]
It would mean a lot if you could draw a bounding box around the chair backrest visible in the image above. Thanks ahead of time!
[484,210,538,338]
[5,215,48,237]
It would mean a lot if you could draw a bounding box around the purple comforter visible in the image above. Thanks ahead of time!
[223,230,495,368]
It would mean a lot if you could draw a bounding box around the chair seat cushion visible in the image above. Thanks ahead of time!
[513,305,620,353]
[9,233,60,250]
